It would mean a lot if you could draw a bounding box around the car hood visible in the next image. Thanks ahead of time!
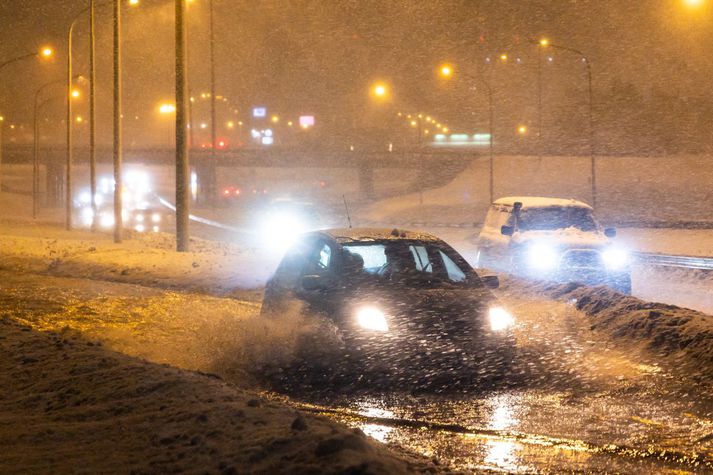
[512,227,610,248]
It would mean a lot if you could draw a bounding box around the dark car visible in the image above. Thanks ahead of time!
[261,228,516,381]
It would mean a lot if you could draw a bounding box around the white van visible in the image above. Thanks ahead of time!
[475,196,631,294]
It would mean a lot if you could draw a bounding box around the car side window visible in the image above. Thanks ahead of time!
[438,250,467,283]
[409,245,433,272]
[302,240,334,277]
[273,238,311,289]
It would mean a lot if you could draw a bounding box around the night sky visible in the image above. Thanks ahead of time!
[1,0,711,152]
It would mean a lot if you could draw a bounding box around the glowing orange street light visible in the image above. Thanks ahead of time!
[517,125,528,135]
[158,103,176,114]
[683,0,704,7]
[439,64,453,78]
[500,53,508,62]
[40,47,54,59]
[370,81,390,101]
[539,38,549,47]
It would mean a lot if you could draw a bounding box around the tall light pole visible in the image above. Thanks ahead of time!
[537,41,544,158]
[0,46,54,193]
[66,1,131,232]
[113,0,123,242]
[0,116,4,194]
[534,39,596,208]
[89,0,98,231]
[208,0,217,206]
[67,18,77,230]
[35,77,81,219]
[439,63,495,203]
[176,0,190,252]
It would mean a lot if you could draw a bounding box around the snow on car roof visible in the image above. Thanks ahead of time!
[320,228,442,243]
[493,196,592,210]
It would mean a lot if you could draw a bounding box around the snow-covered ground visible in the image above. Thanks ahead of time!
[0,308,433,473]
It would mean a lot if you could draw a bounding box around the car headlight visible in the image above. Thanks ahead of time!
[99,212,114,228]
[261,212,309,251]
[356,306,389,332]
[527,243,559,270]
[488,306,514,332]
[602,248,629,270]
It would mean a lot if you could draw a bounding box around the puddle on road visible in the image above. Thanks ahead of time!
[300,391,712,474]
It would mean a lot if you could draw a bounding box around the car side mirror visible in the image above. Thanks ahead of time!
[481,275,500,289]
[604,227,616,238]
[301,274,325,291]
[501,225,514,236]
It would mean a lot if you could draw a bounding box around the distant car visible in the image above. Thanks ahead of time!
[261,228,515,378]
[257,198,322,251]
[474,197,631,294]
[218,185,269,207]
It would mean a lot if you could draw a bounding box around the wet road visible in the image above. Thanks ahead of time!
[2,269,711,473]
[287,296,713,473]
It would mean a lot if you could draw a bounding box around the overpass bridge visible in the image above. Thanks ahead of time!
[2,145,478,202]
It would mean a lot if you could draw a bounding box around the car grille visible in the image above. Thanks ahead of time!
[561,249,604,269]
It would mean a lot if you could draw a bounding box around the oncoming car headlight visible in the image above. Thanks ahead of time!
[261,212,309,252]
[488,306,514,332]
[602,248,629,270]
[356,306,389,332]
[527,243,559,270]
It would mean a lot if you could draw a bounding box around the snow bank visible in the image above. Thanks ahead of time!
[508,279,713,384]
[0,223,277,292]
[0,317,436,473]
[358,154,713,227]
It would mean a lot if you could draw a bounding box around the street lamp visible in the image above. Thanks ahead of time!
[370,81,390,101]
[64,0,138,233]
[683,0,705,7]
[0,46,54,192]
[533,38,596,208]
[438,63,496,203]
[439,64,454,78]
[159,103,177,114]
[35,76,83,219]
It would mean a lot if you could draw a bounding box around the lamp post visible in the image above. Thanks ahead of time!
[0,116,3,194]
[439,64,495,203]
[176,0,190,252]
[65,0,137,235]
[533,39,596,208]
[208,0,217,206]
[112,0,123,242]
[35,77,82,219]
[0,47,54,192]
[89,0,98,231]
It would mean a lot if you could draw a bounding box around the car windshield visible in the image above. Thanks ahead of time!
[342,241,478,288]
[518,207,598,232]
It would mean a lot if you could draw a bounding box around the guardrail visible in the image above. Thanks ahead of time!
[635,252,713,270]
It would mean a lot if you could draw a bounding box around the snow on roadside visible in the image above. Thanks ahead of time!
[0,223,278,294]
[504,279,713,385]
[0,317,436,474]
